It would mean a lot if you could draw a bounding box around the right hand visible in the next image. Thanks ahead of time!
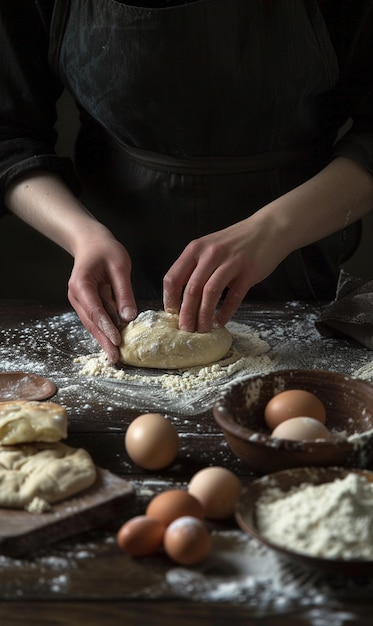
[68,233,137,364]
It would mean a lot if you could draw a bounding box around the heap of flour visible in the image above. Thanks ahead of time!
[256,473,373,560]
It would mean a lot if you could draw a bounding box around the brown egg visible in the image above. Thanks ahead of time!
[188,466,242,520]
[124,412,179,470]
[163,516,212,565]
[264,389,326,430]
[117,515,165,556]
[146,489,204,526]
[271,416,331,441]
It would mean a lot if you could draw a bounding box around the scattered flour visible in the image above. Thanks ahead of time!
[256,473,373,560]
[0,524,367,611]
[26,496,52,514]
[353,361,373,382]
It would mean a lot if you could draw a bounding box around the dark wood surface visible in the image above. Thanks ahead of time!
[0,469,135,557]
[1,299,373,626]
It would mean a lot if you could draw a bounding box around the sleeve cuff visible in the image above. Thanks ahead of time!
[0,154,81,216]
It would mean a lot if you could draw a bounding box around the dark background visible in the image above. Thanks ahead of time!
[1,90,372,305]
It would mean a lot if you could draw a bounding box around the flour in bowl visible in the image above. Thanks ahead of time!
[256,473,373,560]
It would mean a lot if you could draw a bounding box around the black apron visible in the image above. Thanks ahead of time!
[49,0,360,300]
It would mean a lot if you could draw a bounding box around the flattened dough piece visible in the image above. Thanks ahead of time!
[119,310,233,369]
[0,442,97,509]
[0,400,67,445]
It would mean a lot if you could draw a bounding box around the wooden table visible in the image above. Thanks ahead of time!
[1,300,373,626]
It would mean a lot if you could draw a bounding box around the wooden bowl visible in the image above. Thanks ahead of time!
[235,466,373,576]
[213,369,373,474]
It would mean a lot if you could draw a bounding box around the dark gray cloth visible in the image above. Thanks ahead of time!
[316,270,373,349]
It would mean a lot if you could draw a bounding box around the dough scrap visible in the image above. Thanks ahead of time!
[0,442,97,509]
[119,310,233,369]
[0,400,67,445]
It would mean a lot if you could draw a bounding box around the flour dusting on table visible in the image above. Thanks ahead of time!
[1,305,373,617]
[1,523,372,614]
[1,304,372,416]
[353,360,373,382]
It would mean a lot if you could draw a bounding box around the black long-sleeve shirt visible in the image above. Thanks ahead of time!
[0,0,373,217]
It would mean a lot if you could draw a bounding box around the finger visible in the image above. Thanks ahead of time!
[214,277,251,327]
[163,255,197,314]
[193,264,238,332]
[99,284,121,327]
[70,295,121,364]
[68,282,122,348]
[188,260,249,332]
[178,285,202,332]
[108,266,137,324]
[195,282,222,332]
[89,325,121,365]
[178,261,225,332]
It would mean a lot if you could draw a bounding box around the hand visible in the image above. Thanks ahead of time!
[163,157,373,332]
[163,212,289,333]
[4,171,137,363]
[68,233,137,363]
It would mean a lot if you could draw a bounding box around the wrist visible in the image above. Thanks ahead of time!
[68,219,116,257]
[248,202,295,261]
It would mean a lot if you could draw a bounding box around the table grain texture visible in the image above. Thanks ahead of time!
[1,299,373,626]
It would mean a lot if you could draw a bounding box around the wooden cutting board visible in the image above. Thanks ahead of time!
[0,468,135,557]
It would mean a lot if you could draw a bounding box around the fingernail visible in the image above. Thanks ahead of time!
[179,323,195,333]
[121,307,137,322]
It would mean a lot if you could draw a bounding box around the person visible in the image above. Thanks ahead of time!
[1,0,373,364]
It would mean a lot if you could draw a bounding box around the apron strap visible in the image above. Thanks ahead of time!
[103,122,324,175]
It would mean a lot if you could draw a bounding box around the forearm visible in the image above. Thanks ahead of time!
[257,157,373,258]
[4,170,112,256]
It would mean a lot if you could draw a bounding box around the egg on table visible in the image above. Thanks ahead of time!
[163,516,212,565]
[124,412,179,470]
[146,489,205,526]
[188,466,242,519]
[117,515,165,556]
[117,488,210,565]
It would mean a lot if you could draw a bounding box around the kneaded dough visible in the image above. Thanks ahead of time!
[0,442,97,510]
[0,400,67,445]
[119,310,233,369]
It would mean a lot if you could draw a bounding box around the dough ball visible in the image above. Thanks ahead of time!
[119,310,232,369]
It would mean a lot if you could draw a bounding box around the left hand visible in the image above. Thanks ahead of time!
[163,213,288,333]
[164,157,373,333]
